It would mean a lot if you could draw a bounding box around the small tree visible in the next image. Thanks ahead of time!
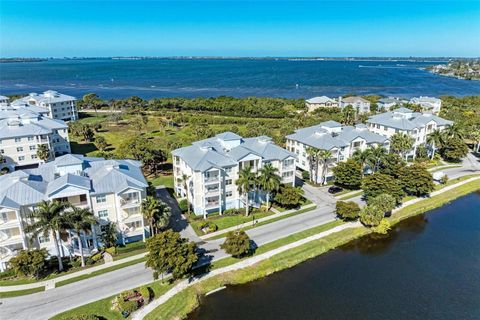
[9,249,48,279]
[335,201,361,220]
[36,144,50,162]
[274,185,304,209]
[220,230,251,258]
[142,196,171,236]
[362,173,405,204]
[367,193,396,215]
[145,230,198,280]
[402,163,435,196]
[439,137,468,162]
[371,219,391,234]
[94,136,108,151]
[379,154,406,179]
[390,133,414,160]
[257,163,281,209]
[332,159,363,189]
[301,170,310,180]
[359,205,384,227]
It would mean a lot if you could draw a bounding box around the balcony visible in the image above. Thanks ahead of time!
[204,176,220,184]
[70,200,89,209]
[120,197,141,208]
[0,230,23,246]
[122,223,144,236]
[0,214,19,229]
[205,187,220,196]
[0,247,17,261]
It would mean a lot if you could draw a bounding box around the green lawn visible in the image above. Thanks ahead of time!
[113,241,147,261]
[149,175,174,188]
[337,190,363,200]
[189,210,275,236]
[0,286,45,298]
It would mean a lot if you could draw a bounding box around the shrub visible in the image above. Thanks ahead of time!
[178,199,189,212]
[359,205,384,227]
[91,253,103,263]
[301,170,310,180]
[274,185,304,209]
[118,299,139,313]
[440,175,449,185]
[0,268,16,280]
[71,258,82,268]
[223,208,243,216]
[371,219,391,234]
[335,201,361,220]
[138,286,152,303]
[9,249,48,279]
[220,230,251,258]
[199,222,218,233]
[105,246,117,255]
[367,193,396,215]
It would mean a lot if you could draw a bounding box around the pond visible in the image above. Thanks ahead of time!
[189,192,480,320]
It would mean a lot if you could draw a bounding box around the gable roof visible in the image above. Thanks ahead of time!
[172,132,294,172]
[367,109,453,130]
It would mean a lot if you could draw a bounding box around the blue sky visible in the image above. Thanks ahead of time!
[1,1,479,57]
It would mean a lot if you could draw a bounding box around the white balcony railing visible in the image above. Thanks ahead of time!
[120,197,140,207]
[205,201,220,209]
[204,176,220,184]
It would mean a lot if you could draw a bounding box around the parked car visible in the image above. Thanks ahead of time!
[328,186,343,194]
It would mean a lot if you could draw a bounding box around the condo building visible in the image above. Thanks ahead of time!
[366,107,453,157]
[0,154,148,272]
[409,96,442,115]
[0,104,71,172]
[12,90,78,122]
[339,96,371,114]
[286,121,390,183]
[172,132,296,216]
[305,96,339,112]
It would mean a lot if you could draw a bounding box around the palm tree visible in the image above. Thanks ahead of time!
[236,166,256,216]
[100,221,118,248]
[341,105,355,126]
[427,129,444,159]
[470,129,480,153]
[352,148,373,176]
[65,206,96,268]
[24,200,69,271]
[141,196,171,236]
[445,123,464,139]
[369,145,387,172]
[258,163,281,210]
[180,174,191,215]
[317,150,332,185]
[306,147,318,183]
[390,132,414,161]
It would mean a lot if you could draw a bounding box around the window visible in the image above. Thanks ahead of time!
[353,141,361,148]
[98,210,109,218]
[15,138,21,142]
[17,147,23,152]
[225,167,232,174]
[28,137,34,141]
[282,171,294,178]
[18,156,25,161]
[225,179,233,186]
[30,145,36,151]
[0,149,4,154]
[31,155,37,159]
[226,191,233,197]
[96,195,106,203]
[38,235,50,244]
[301,161,305,166]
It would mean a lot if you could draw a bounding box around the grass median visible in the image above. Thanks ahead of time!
[0,286,45,298]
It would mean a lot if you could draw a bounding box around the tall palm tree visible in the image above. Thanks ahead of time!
[24,200,69,271]
[65,206,96,268]
[141,196,171,236]
[369,145,387,172]
[257,163,281,209]
[317,149,332,185]
[180,174,191,215]
[470,129,480,153]
[236,166,256,216]
[306,147,318,183]
[427,129,444,159]
[142,196,160,237]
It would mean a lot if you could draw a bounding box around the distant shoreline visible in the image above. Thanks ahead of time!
[0,56,474,63]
